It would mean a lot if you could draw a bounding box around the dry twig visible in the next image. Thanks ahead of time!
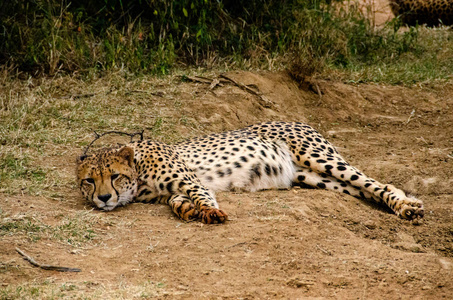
[405,109,416,125]
[125,90,165,97]
[209,78,221,90]
[219,74,277,109]
[16,248,81,272]
[83,130,144,155]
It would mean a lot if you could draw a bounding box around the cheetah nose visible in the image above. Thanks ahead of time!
[98,194,112,203]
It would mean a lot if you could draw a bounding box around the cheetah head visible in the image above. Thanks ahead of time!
[76,147,138,211]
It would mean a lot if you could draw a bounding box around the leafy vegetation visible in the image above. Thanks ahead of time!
[0,0,452,83]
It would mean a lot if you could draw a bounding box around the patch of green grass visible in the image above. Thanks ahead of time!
[0,211,98,246]
[53,213,97,246]
[0,153,46,195]
[332,26,453,84]
[0,282,88,300]
[0,217,45,242]
[0,279,170,299]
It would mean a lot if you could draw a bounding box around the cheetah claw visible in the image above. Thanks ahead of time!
[181,208,200,221]
[400,204,424,225]
[199,208,228,224]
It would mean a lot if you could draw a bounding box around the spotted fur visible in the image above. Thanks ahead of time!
[76,122,424,224]
[390,0,453,26]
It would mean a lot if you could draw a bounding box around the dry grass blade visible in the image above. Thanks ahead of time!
[58,93,99,100]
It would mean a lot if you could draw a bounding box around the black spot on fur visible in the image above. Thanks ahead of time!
[317,182,326,189]
[166,181,174,192]
[265,164,271,176]
[250,164,261,180]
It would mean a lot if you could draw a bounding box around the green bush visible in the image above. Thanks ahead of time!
[0,0,450,82]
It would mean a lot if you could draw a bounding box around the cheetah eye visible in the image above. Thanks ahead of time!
[84,178,95,184]
[111,174,120,180]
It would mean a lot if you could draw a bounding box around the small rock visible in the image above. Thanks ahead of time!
[364,221,376,229]
[287,278,314,288]
[392,242,425,253]
[438,258,452,270]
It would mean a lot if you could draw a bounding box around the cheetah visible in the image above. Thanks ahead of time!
[76,122,424,224]
[390,0,453,27]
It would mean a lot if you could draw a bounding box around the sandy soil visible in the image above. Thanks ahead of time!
[1,70,452,299]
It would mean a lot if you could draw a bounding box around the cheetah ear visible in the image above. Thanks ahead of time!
[76,155,88,165]
[116,146,135,167]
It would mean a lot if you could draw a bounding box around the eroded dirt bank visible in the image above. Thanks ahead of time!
[1,71,452,298]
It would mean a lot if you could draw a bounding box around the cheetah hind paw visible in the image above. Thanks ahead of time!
[199,208,228,224]
[399,203,424,225]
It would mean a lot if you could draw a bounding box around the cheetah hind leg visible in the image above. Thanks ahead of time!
[293,167,424,224]
[297,156,424,223]
[293,167,381,202]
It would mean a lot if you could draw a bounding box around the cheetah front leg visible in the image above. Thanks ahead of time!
[166,194,200,221]
[178,180,228,224]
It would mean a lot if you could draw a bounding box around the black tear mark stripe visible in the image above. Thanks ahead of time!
[111,177,120,199]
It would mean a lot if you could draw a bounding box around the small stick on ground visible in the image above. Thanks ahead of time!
[125,90,165,97]
[316,245,332,256]
[209,78,221,90]
[16,247,81,272]
[405,109,416,125]
[219,74,277,109]
[184,75,219,85]
[314,82,322,101]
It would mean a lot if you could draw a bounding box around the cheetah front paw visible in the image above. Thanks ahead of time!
[172,201,200,222]
[199,208,228,224]
[182,207,200,221]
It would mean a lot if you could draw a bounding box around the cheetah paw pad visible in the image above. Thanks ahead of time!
[200,208,228,224]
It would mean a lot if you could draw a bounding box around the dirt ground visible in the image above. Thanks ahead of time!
[1,69,452,299]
